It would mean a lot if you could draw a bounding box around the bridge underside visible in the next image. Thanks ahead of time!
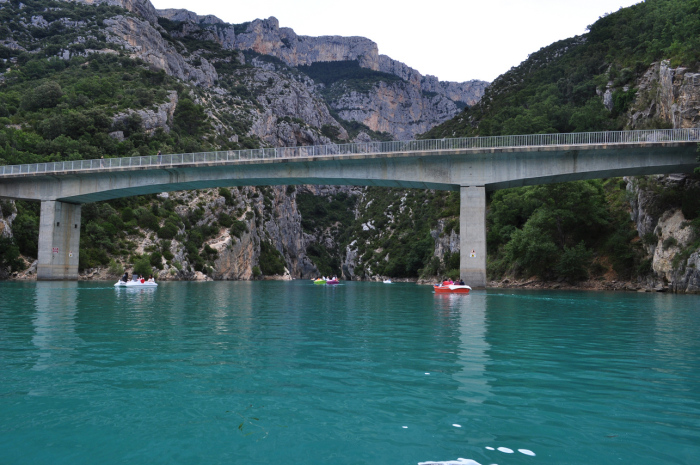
[0,142,696,284]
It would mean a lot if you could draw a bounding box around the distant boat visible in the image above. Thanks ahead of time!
[383,279,392,284]
[313,279,326,285]
[326,278,339,285]
[433,281,470,294]
[114,280,157,288]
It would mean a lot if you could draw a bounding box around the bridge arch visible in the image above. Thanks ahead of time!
[0,129,697,285]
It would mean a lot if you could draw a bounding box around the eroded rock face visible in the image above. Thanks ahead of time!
[329,80,462,140]
[627,174,700,293]
[146,5,489,138]
[69,0,160,24]
[112,90,178,134]
[431,219,460,258]
[103,15,218,87]
[629,60,700,129]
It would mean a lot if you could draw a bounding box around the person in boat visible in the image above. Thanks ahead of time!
[132,274,139,282]
[148,275,155,283]
[121,272,129,283]
[458,279,465,285]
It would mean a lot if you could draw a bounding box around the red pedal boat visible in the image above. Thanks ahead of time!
[433,281,471,294]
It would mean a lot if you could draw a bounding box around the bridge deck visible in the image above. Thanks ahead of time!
[1,128,698,179]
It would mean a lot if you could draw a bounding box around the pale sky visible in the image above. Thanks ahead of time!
[149,0,642,83]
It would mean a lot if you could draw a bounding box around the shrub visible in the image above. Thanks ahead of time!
[252,265,261,278]
[107,259,124,277]
[218,213,233,228]
[150,251,163,270]
[137,209,160,231]
[642,232,658,246]
[133,257,152,277]
[157,221,179,240]
[555,242,593,282]
[121,207,135,222]
[0,199,16,217]
[230,220,248,238]
[0,236,24,273]
[21,81,62,111]
[258,241,285,275]
[662,236,678,250]
[219,187,234,206]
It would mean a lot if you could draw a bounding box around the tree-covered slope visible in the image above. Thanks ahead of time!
[420,0,700,285]
[424,0,700,139]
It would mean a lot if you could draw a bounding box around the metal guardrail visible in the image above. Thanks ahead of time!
[1,128,698,177]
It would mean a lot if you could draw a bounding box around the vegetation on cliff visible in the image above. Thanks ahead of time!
[418,0,700,283]
[424,0,700,139]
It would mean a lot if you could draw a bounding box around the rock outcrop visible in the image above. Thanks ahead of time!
[70,0,160,25]
[112,90,178,134]
[329,80,462,140]
[151,7,488,138]
[629,60,700,129]
[103,15,218,87]
[627,174,700,293]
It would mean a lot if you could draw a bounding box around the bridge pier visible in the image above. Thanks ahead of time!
[37,201,81,281]
[460,186,487,289]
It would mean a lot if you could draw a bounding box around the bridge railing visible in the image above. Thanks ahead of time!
[1,128,699,176]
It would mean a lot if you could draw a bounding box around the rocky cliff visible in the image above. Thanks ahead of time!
[626,174,700,293]
[628,60,700,129]
[151,10,487,139]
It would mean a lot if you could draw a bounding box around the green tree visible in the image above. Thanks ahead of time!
[556,242,593,282]
[21,81,62,111]
[133,257,152,277]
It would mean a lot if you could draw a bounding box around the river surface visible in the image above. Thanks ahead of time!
[1,281,699,465]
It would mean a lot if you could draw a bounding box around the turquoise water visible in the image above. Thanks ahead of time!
[1,281,699,465]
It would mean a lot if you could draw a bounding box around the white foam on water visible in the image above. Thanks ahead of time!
[452,424,462,427]
[417,459,482,465]
[425,373,430,375]
[485,447,494,451]
[497,447,513,453]
[518,449,535,456]
[402,426,408,429]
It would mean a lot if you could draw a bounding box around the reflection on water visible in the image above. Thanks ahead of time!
[32,282,81,371]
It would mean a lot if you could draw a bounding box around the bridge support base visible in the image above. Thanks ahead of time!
[460,186,487,289]
[37,201,81,281]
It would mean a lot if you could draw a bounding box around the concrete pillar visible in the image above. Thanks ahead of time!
[460,186,487,289]
[37,201,81,281]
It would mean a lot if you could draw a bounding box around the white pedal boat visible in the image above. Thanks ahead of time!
[114,280,158,288]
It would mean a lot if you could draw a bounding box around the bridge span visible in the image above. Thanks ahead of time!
[0,129,698,286]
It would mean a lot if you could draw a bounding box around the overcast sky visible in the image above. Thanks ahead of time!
[150,0,642,83]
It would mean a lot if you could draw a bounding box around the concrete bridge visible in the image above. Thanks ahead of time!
[0,129,698,286]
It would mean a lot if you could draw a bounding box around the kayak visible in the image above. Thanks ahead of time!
[114,280,158,287]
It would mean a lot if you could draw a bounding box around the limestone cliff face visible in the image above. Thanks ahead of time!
[0,202,15,239]
[112,90,178,136]
[151,8,488,139]
[69,0,160,25]
[103,15,218,87]
[329,80,462,140]
[225,17,487,107]
[431,219,460,258]
[627,174,700,293]
[629,60,700,129]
